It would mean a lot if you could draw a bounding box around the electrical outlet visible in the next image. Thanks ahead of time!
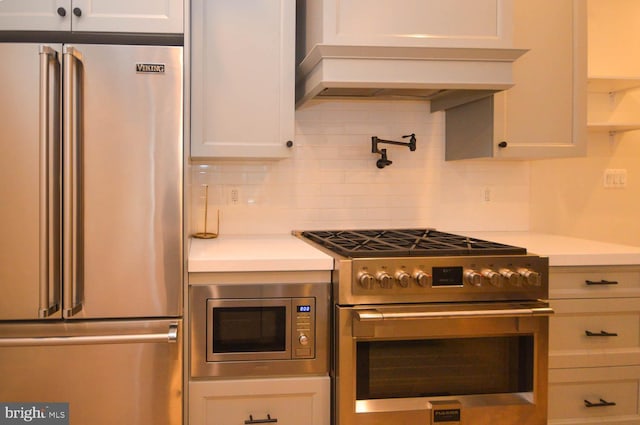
[482,187,492,202]
[603,169,627,188]
[230,188,240,204]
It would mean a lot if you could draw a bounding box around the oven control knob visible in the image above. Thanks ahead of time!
[499,268,519,286]
[358,272,375,289]
[482,269,501,287]
[519,268,542,286]
[464,270,483,287]
[413,271,432,287]
[376,271,394,289]
[298,334,309,346]
[395,271,411,288]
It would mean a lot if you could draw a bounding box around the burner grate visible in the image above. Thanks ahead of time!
[300,229,526,258]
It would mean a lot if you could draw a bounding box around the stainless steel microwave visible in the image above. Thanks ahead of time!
[190,282,329,378]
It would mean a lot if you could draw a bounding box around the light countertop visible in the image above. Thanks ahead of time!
[188,231,640,272]
[462,231,640,266]
[188,234,334,273]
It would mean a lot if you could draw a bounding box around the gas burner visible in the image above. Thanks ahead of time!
[300,228,527,258]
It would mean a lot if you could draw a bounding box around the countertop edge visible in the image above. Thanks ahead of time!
[461,231,640,267]
[187,234,335,273]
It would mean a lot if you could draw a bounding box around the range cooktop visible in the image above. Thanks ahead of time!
[299,228,527,258]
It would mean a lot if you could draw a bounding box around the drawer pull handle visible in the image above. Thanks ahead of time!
[585,279,618,286]
[585,330,618,337]
[245,414,278,424]
[584,398,617,408]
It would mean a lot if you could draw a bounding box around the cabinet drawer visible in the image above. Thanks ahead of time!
[550,266,640,299]
[189,376,329,425]
[549,298,640,368]
[207,393,312,425]
[549,366,640,424]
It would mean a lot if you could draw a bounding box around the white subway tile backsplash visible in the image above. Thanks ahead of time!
[188,100,530,235]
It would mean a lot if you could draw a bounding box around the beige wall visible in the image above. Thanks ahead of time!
[530,0,640,246]
[530,133,640,246]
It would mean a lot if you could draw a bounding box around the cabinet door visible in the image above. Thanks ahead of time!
[493,0,587,159]
[70,0,183,34]
[189,377,330,425]
[0,0,182,33]
[190,0,295,159]
[0,0,70,31]
[444,0,587,160]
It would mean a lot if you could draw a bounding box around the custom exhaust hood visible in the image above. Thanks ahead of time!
[295,0,527,111]
[296,44,527,111]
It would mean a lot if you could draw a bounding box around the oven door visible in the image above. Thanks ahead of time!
[335,302,552,425]
[207,298,292,362]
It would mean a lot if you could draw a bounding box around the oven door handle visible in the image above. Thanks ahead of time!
[355,307,554,322]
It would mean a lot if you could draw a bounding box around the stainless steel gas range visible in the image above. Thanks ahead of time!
[295,228,552,425]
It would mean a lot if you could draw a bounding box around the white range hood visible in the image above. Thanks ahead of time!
[296,44,527,110]
[295,0,527,110]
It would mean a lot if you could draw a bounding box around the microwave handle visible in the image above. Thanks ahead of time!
[355,307,554,322]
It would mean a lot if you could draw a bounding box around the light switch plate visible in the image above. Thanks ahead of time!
[603,169,627,188]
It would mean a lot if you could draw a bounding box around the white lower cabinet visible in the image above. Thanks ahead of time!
[549,298,640,369]
[548,266,640,424]
[549,366,640,424]
[189,376,330,425]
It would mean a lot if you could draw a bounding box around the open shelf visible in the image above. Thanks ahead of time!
[588,122,640,139]
[588,77,640,135]
[588,122,640,133]
[588,77,640,93]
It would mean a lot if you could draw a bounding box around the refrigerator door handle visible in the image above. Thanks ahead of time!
[0,323,179,347]
[62,45,83,317]
[38,45,61,318]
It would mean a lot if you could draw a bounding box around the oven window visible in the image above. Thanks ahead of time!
[356,336,534,399]
[212,307,286,353]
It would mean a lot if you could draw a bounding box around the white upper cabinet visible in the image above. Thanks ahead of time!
[444,0,587,160]
[71,0,183,34]
[0,0,183,34]
[0,0,66,31]
[190,0,295,159]
[301,0,514,51]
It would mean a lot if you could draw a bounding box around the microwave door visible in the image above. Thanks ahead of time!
[207,299,293,362]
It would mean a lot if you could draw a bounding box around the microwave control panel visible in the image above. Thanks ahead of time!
[292,297,316,359]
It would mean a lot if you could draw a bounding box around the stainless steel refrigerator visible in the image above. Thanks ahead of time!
[0,43,183,425]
